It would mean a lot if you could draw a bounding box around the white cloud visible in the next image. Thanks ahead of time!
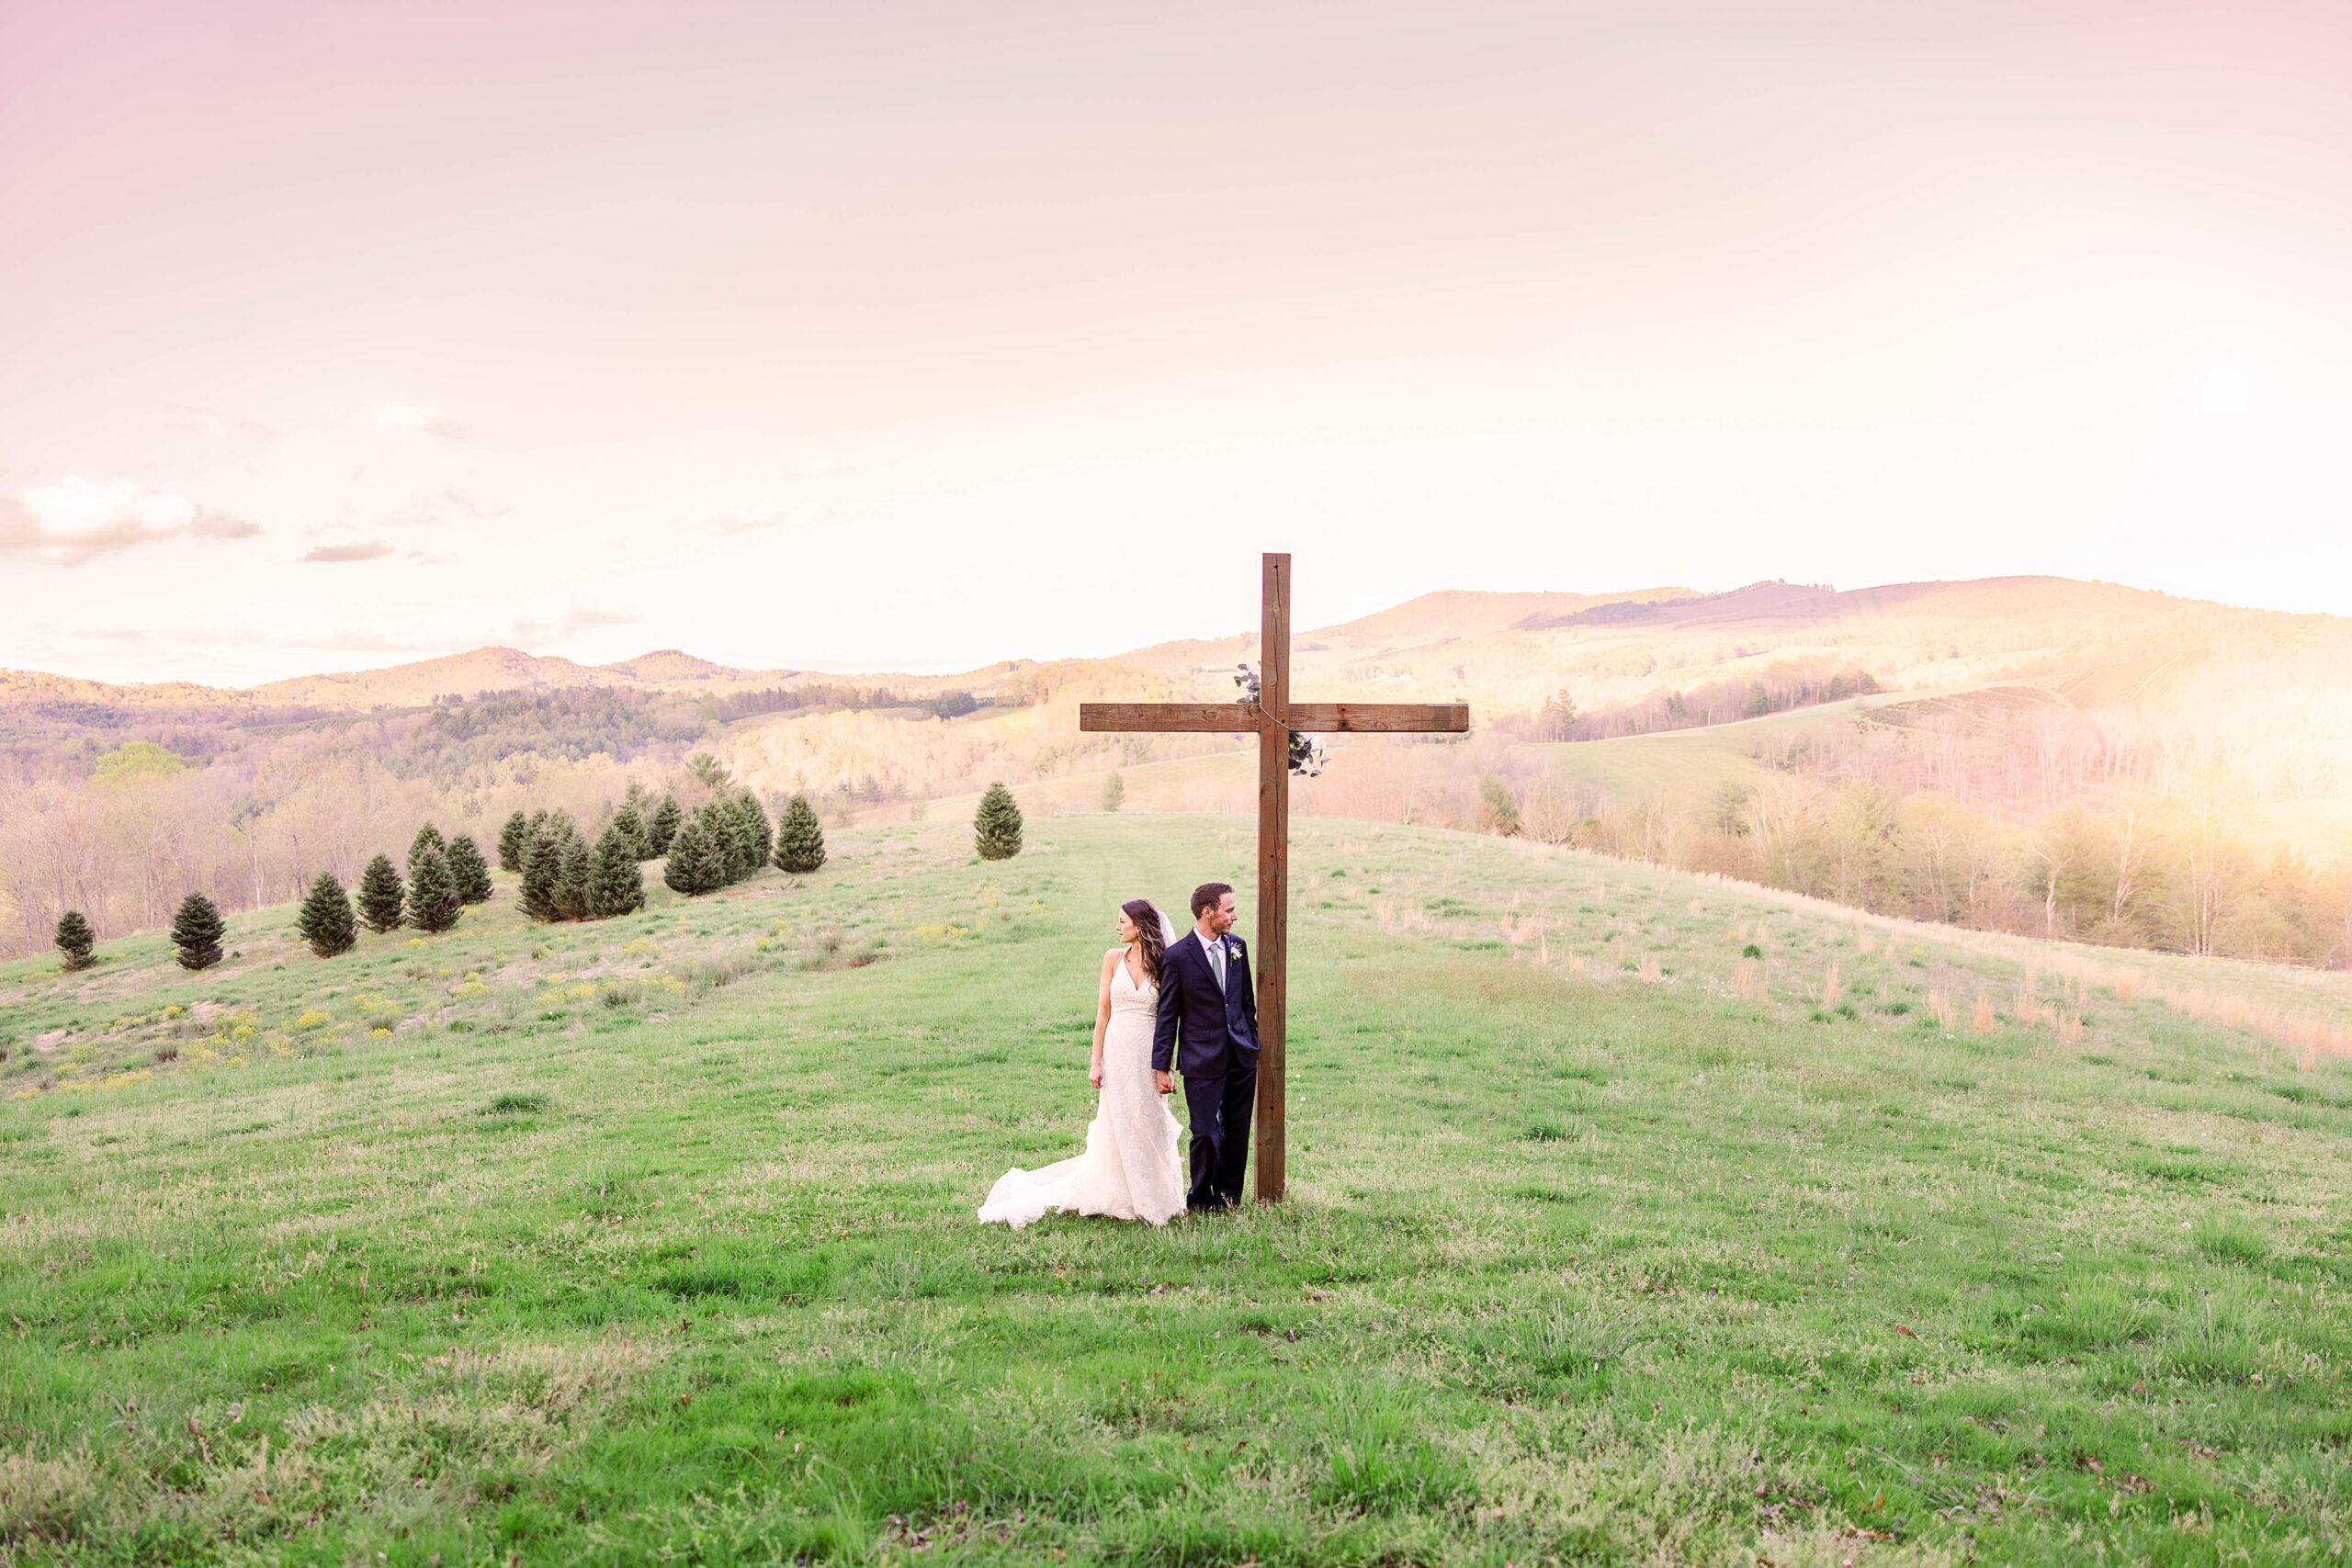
[689,502,839,536]
[299,541,394,563]
[510,607,638,645]
[379,487,506,529]
[372,400,469,440]
[290,628,448,653]
[696,509,788,536]
[164,406,271,441]
[2,478,262,567]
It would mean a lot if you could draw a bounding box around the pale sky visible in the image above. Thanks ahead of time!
[4,1,2349,687]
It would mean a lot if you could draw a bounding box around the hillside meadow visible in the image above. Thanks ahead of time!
[3,816,2350,1564]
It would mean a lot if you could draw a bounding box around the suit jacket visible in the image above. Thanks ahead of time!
[1153,929,1260,1078]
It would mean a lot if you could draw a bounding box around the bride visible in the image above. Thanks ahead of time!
[978,898,1187,1229]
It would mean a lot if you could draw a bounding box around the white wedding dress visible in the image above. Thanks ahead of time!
[978,949,1187,1229]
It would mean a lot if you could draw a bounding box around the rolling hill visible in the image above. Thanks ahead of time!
[8,572,2352,966]
[6,570,2324,726]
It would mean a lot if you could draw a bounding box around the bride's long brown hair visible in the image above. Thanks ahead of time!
[1122,898,1166,981]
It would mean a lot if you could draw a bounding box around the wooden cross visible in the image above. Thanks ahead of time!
[1079,553,1470,1202]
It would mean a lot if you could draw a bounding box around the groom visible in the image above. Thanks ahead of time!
[1153,882,1259,1213]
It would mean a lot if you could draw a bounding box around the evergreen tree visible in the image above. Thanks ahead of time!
[774,794,826,874]
[610,802,650,861]
[407,822,447,878]
[714,793,769,882]
[719,799,755,882]
[446,834,495,904]
[649,795,682,856]
[517,831,566,922]
[587,823,646,918]
[741,792,775,873]
[526,807,550,845]
[406,845,462,933]
[974,783,1023,861]
[357,854,406,933]
[497,810,530,872]
[621,778,655,819]
[557,836,593,920]
[171,892,227,971]
[54,909,95,973]
[294,873,356,957]
[1476,774,1522,838]
[695,803,741,884]
[1101,772,1125,813]
[662,814,727,896]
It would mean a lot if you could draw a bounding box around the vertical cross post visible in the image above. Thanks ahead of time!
[1255,552,1290,1204]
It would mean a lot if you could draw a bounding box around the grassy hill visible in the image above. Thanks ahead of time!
[5,818,2349,1563]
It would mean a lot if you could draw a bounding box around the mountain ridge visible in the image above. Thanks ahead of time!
[4,573,2341,719]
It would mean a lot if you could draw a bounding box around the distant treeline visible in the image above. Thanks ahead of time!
[1502,660,1883,743]
[1,703,341,777]
[707,686,981,723]
[398,690,709,781]
[4,681,993,787]
[390,685,984,784]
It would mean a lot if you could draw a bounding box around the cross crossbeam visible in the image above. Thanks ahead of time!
[1077,701,1470,734]
[1077,553,1469,1202]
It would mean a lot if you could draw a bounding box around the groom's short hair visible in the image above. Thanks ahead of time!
[1190,882,1234,919]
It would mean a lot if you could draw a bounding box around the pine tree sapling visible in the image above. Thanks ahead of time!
[357,854,406,933]
[649,795,682,856]
[54,909,96,973]
[588,823,647,918]
[171,892,227,971]
[1101,772,1125,813]
[774,794,827,874]
[557,836,593,920]
[711,795,765,883]
[696,803,740,884]
[497,810,530,873]
[447,834,495,904]
[975,782,1023,861]
[406,845,462,933]
[1477,773,1522,838]
[610,802,650,861]
[407,822,447,877]
[295,873,357,957]
[739,793,774,874]
[518,832,566,922]
[662,815,726,896]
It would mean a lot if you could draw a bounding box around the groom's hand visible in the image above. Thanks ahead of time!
[1153,1069,1173,1095]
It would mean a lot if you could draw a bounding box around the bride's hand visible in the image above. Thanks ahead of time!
[1089,1062,1104,1089]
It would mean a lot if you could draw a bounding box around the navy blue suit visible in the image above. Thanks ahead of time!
[1153,930,1260,1210]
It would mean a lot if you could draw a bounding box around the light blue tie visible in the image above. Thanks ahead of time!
[1207,937,1226,991]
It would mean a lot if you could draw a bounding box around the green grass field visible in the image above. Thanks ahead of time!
[4,816,2350,1565]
